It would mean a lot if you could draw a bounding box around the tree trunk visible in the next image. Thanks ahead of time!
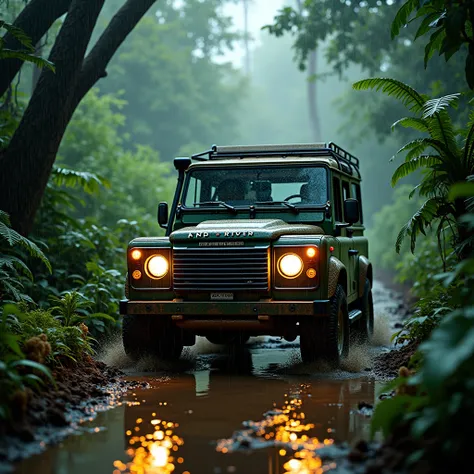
[294,0,320,141]
[307,50,321,141]
[0,0,157,235]
[0,0,73,97]
[0,0,105,235]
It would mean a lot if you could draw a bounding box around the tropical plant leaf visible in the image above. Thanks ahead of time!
[424,28,446,68]
[10,360,55,385]
[0,255,33,280]
[391,117,430,133]
[352,78,426,113]
[391,155,441,186]
[0,49,55,71]
[52,167,110,195]
[391,0,418,39]
[423,94,460,118]
[396,198,440,253]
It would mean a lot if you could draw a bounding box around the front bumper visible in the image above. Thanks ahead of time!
[119,299,330,317]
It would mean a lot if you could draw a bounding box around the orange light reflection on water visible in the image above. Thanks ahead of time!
[113,418,184,474]
[216,383,336,472]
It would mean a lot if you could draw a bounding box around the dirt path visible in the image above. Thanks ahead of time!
[9,279,409,474]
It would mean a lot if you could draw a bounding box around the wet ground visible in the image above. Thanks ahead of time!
[11,280,405,474]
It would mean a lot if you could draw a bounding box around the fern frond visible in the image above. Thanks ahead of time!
[52,167,110,195]
[0,221,51,272]
[352,78,427,113]
[0,210,11,226]
[0,49,55,71]
[422,93,460,118]
[0,256,33,280]
[391,117,429,133]
[391,155,441,186]
[396,198,440,253]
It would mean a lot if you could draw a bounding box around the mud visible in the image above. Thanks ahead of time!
[6,279,415,474]
[0,359,147,466]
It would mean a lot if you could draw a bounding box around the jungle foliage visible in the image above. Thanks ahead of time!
[345,1,474,470]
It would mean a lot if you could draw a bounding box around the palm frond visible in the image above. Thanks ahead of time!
[391,155,441,187]
[396,198,440,253]
[422,94,460,118]
[352,78,427,113]
[52,167,110,195]
[391,117,429,133]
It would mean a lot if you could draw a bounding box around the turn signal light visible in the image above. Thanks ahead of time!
[131,249,142,260]
[306,247,317,258]
[306,268,317,279]
[132,270,142,280]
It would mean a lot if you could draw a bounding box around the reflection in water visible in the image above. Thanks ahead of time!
[216,383,343,474]
[113,415,186,474]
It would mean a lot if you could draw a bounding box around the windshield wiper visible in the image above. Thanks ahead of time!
[194,201,237,213]
[255,201,300,214]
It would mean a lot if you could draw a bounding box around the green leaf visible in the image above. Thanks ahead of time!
[370,395,414,438]
[415,12,445,39]
[10,360,55,385]
[391,155,441,186]
[449,182,474,200]
[352,78,426,113]
[424,29,446,68]
[391,117,429,133]
[391,0,418,39]
[52,167,111,194]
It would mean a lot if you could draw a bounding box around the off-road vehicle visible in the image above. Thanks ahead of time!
[120,143,374,366]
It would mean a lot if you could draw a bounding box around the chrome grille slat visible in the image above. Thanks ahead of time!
[173,247,269,291]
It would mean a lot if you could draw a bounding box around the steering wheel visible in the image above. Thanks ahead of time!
[284,194,302,202]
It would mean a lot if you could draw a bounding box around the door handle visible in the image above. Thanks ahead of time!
[348,249,359,256]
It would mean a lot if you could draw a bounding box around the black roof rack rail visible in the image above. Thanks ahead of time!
[189,143,360,176]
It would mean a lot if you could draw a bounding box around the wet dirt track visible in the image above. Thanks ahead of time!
[12,280,404,474]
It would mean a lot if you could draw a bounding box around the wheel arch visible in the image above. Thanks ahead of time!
[358,256,373,298]
[328,257,348,298]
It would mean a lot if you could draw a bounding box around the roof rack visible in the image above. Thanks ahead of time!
[190,142,360,176]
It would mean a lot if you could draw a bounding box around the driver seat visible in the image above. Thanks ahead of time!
[300,183,311,203]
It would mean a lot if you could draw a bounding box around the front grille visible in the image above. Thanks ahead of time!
[173,247,269,291]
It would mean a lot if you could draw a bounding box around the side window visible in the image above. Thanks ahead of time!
[351,183,364,224]
[332,177,343,222]
[342,180,350,201]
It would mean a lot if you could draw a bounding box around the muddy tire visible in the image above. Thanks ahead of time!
[354,279,374,344]
[299,284,349,366]
[122,315,183,361]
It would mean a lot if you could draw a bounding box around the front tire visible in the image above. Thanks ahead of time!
[122,315,183,361]
[299,284,349,367]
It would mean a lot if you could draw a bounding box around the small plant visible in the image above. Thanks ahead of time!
[0,210,51,303]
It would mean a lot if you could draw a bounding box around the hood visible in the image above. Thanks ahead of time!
[170,219,324,242]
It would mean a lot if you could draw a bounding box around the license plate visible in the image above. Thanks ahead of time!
[210,292,234,301]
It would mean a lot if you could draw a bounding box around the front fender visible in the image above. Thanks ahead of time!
[327,257,347,299]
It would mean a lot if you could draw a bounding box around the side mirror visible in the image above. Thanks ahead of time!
[344,198,359,225]
[158,202,169,228]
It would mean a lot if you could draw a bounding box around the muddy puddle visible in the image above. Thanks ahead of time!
[11,280,402,474]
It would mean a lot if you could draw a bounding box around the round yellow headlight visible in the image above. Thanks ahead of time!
[278,253,303,279]
[146,255,169,279]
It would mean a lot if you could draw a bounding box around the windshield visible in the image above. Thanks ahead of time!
[183,166,328,208]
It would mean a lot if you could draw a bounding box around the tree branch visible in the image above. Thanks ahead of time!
[72,0,157,108]
[0,0,73,97]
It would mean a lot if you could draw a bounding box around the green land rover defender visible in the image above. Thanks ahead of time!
[120,143,374,366]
